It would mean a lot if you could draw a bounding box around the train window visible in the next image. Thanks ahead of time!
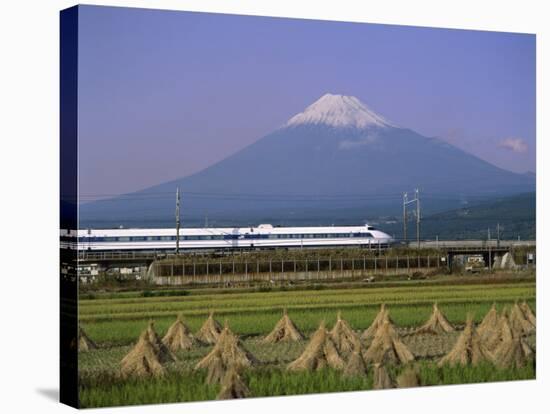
[201,235,223,240]
[118,237,130,242]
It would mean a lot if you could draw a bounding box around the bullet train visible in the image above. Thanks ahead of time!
[61,224,394,251]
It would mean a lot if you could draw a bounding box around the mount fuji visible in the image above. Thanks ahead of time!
[80,93,535,227]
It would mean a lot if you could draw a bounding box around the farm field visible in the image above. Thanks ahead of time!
[78,274,536,408]
[80,280,535,344]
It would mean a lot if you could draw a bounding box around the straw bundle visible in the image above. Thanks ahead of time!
[216,366,251,400]
[519,301,536,327]
[263,309,304,343]
[78,327,97,352]
[343,349,368,378]
[162,313,199,352]
[509,303,535,336]
[396,366,420,388]
[195,311,223,344]
[492,333,534,369]
[361,304,392,343]
[363,321,415,366]
[120,330,166,378]
[329,312,361,355]
[372,363,394,390]
[438,315,493,367]
[482,308,513,352]
[287,321,345,372]
[195,323,257,383]
[413,303,455,335]
[206,357,226,385]
[477,303,499,339]
[146,321,176,363]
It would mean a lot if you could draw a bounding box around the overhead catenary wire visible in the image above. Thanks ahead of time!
[71,190,497,204]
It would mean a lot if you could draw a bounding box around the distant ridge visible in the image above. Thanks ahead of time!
[383,192,536,240]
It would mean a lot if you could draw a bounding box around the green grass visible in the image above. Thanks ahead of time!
[417,360,535,385]
[79,361,535,408]
[80,281,534,345]
[80,283,534,315]
[79,370,218,407]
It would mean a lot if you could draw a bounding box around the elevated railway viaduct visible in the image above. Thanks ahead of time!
[73,240,535,279]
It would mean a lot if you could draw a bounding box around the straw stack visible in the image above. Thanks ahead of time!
[263,309,304,343]
[288,321,345,372]
[438,315,493,367]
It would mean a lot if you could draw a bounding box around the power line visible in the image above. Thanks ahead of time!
[73,188,505,202]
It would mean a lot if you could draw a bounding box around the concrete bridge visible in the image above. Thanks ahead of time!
[405,240,536,271]
[408,239,535,250]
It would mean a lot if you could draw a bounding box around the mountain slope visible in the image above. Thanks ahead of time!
[80,93,535,228]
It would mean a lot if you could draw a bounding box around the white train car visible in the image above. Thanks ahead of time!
[62,224,394,251]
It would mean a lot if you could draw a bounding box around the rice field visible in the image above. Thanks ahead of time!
[80,282,534,344]
[79,363,535,408]
[78,275,536,408]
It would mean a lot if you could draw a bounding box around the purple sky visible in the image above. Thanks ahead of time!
[78,5,536,200]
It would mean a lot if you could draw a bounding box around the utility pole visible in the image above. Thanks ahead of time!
[175,187,181,255]
[497,223,500,248]
[403,189,420,248]
[415,188,421,248]
[403,192,408,243]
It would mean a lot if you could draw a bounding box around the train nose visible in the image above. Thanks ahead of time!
[380,232,394,243]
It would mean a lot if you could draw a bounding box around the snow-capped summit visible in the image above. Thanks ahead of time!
[285,93,394,129]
